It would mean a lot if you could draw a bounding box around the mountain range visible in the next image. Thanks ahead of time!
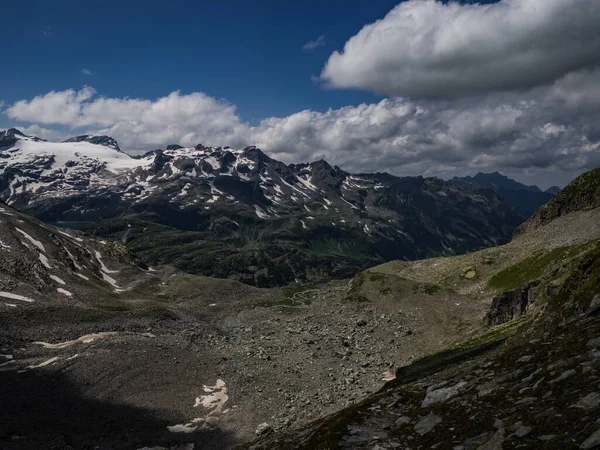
[451,171,556,218]
[0,154,598,449]
[0,128,555,286]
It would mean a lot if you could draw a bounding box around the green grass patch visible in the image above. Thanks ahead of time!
[488,245,586,292]
[283,282,319,299]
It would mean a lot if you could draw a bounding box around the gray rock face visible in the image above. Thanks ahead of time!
[549,369,576,384]
[581,430,600,449]
[485,281,539,325]
[62,134,121,151]
[572,392,600,411]
[414,412,442,436]
[255,423,273,436]
[587,338,600,348]
[477,420,504,450]
[394,416,412,427]
[421,381,467,407]
[511,422,532,438]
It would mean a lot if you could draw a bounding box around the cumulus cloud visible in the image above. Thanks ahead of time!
[5,69,600,187]
[19,124,71,142]
[303,35,326,50]
[320,0,600,98]
[6,88,250,150]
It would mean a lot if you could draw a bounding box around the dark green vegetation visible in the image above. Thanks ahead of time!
[546,239,600,319]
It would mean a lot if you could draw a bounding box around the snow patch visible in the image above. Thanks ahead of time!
[57,229,84,242]
[15,228,45,252]
[194,379,229,412]
[49,275,66,285]
[254,205,269,219]
[28,356,60,369]
[57,288,72,297]
[296,175,319,192]
[0,292,34,303]
[167,424,198,434]
[168,379,229,433]
[35,332,118,349]
[340,196,359,210]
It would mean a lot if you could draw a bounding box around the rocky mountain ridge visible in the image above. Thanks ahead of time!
[518,166,600,235]
[451,171,556,218]
[0,162,599,450]
[0,129,524,286]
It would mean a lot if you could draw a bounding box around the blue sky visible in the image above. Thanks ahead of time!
[1,0,408,122]
[1,0,598,188]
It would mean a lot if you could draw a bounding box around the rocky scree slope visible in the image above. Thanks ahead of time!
[0,198,142,306]
[517,165,600,234]
[0,128,523,286]
[0,200,494,450]
[242,165,600,449]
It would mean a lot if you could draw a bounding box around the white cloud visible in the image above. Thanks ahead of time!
[6,89,249,150]
[5,69,600,187]
[320,0,600,97]
[19,124,70,142]
[303,35,326,50]
[7,87,96,126]
[82,69,93,76]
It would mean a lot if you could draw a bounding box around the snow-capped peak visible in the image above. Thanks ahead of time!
[63,135,121,151]
[0,128,46,143]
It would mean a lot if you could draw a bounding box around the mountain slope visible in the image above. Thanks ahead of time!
[0,129,523,286]
[244,164,600,449]
[1,162,599,449]
[0,201,492,449]
[451,171,555,218]
[0,199,143,306]
[517,166,600,234]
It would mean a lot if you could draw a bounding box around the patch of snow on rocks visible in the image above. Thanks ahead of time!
[15,228,45,252]
[28,356,60,369]
[49,275,66,285]
[0,292,35,303]
[254,205,269,219]
[35,332,118,349]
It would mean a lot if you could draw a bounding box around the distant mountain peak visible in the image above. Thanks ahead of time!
[0,128,46,143]
[451,172,554,218]
[3,128,26,137]
[63,135,121,151]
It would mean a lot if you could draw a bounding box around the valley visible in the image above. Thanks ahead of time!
[0,153,599,449]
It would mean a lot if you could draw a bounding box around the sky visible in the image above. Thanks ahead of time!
[1,0,600,188]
